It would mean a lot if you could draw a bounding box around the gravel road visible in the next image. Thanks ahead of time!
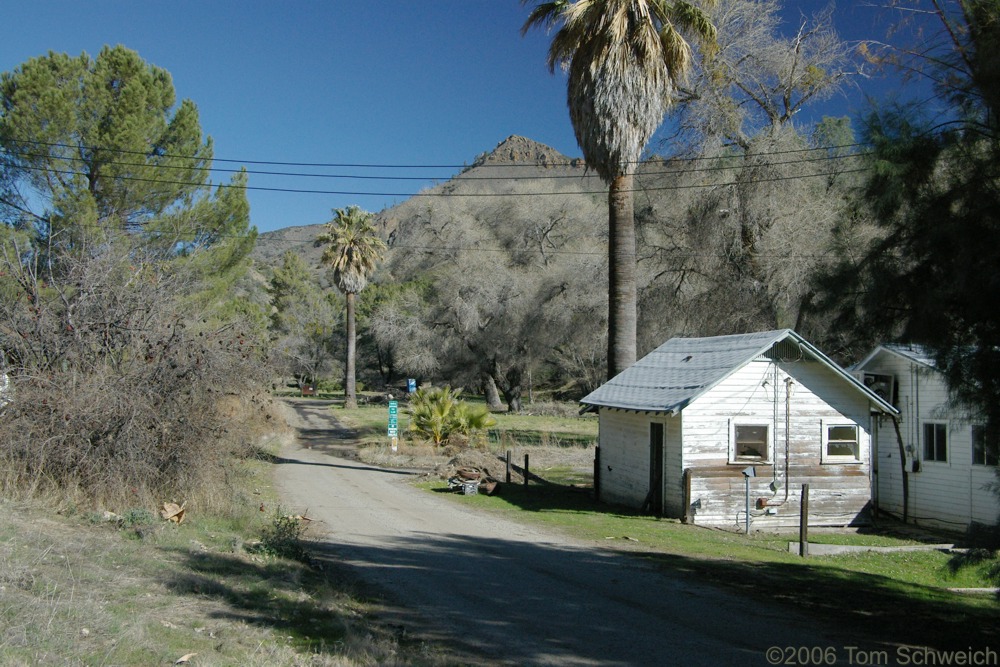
[274,398,867,667]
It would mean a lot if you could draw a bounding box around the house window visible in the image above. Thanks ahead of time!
[923,422,947,463]
[731,422,771,463]
[822,422,861,463]
[972,425,998,466]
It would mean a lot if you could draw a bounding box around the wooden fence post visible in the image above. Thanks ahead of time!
[682,469,691,524]
[524,454,529,487]
[506,450,511,484]
[799,483,810,557]
[593,445,601,502]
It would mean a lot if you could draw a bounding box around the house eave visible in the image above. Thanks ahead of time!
[578,401,682,417]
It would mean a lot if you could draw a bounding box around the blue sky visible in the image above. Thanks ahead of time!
[2,1,896,233]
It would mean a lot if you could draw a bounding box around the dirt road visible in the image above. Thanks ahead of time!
[274,399,867,666]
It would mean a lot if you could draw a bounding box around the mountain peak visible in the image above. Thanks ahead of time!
[472,135,579,168]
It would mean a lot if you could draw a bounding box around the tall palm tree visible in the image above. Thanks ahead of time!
[522,0,715,378]
[316,205,386,409]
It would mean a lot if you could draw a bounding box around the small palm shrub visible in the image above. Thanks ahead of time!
[408,386,496,446]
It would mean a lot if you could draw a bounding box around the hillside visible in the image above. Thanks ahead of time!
[250,135,601,276]
[249,131,856,387]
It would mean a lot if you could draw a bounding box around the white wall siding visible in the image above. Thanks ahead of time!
[863,350,1000,530]
[598,410,654,508]
[682,359,873,529]
[663,415,684,518]
[597,410,685,519]
[971,467,1000,524]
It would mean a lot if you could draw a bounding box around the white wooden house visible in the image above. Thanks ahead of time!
[853,344,1000,531]
[580,330,897,530]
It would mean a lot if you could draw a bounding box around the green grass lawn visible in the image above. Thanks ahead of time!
[334,397,599,448]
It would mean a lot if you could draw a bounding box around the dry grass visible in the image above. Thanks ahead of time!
[0,433,459,667]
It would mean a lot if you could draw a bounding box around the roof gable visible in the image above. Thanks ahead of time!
[581,329,897,415]
[854,343,938,372]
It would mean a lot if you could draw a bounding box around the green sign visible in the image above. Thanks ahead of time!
[388,400,399,437]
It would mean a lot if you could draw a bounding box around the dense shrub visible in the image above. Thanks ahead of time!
[0,242,272,505]
[408,385,496,446]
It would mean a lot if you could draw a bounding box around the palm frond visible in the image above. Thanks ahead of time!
[315,205,386,296]
[522,0,717,180]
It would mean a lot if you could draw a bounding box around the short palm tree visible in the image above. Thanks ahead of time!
[522,0,715,378]
[408,386,497,446]
[316,205,386,409]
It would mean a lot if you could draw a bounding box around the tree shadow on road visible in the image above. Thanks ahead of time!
[427,483,1000,653]
[272,455,419,476]
[157,517,999,667]
[299,531,989,664]
[157,542,489,665]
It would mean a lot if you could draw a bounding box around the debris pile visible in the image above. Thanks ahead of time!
[436,449,519,494]
[447,467,494,495]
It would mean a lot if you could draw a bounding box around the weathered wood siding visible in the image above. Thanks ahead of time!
[597,410,652,508]
[596,410,685,517]
[681,359,873,529]
[663,415,684,517]
[863,350,1000,529]
[596,356,875,529]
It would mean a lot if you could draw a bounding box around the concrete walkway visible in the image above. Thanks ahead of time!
[788,541,955,555]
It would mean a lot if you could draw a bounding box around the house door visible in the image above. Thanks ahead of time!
[648,422,664,516]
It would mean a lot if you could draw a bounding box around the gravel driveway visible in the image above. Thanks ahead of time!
[274,398,867,666]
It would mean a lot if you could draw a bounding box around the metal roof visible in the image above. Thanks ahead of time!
[581,329,898,415]
[854,343,938,371]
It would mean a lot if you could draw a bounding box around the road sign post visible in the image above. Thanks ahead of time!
[388,400,399,451]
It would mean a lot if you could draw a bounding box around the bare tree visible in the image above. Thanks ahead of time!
[676,0,857,149]
[636,0,867,338]
[373,166,607,409]
[367,285,440,382]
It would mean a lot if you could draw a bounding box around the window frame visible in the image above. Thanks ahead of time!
[922,421,948,463]
[971,425,998,466]
[729,419,772,465]
[821,420,862,464]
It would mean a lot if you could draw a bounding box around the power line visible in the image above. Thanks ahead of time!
[1,144,864,183]
[4,137,870,170]
[4,160,870,199]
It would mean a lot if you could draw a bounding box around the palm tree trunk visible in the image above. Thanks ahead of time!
[345,291,358,410]
[607,173,637,379]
